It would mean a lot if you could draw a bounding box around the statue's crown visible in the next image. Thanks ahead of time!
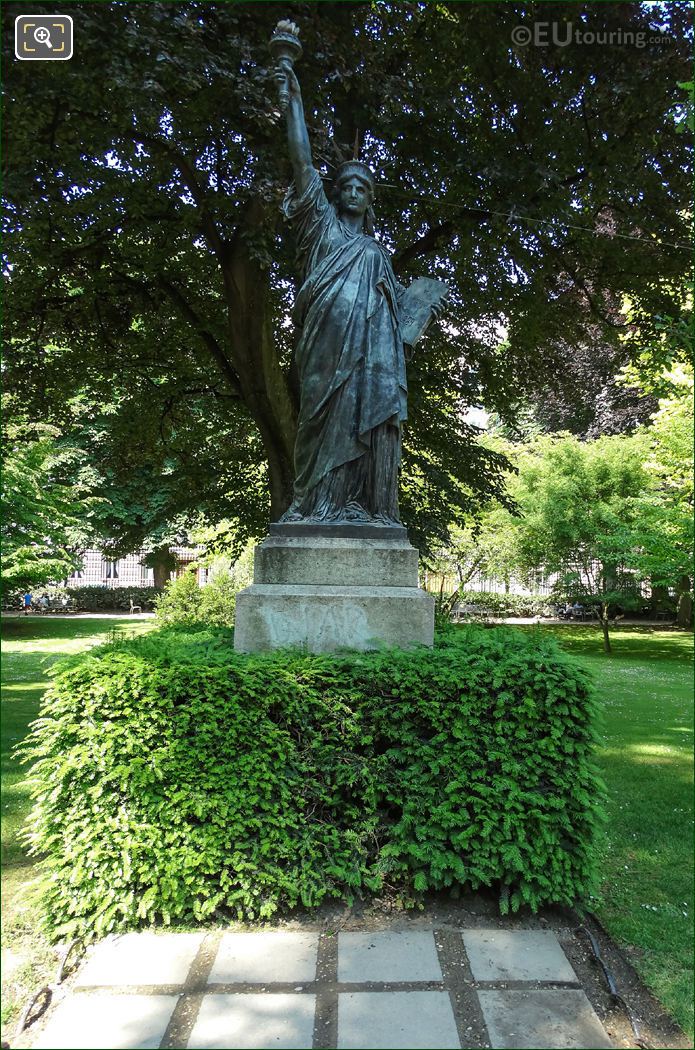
[333,161,376,194]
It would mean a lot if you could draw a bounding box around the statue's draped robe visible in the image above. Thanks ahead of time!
[282,169,406,523]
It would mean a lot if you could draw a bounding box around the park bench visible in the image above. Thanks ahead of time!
[37,598,77,614]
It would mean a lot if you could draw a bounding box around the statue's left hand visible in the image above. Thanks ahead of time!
[430,292,449,321]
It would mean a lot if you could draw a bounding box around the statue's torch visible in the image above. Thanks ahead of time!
[269,20,302,112]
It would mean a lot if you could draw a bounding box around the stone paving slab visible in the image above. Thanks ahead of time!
[337,931,443,983]
[188,993,316,1050]
[463,929,579,983]
[33,992,178,1049]
[75,932,204,987]
[478,988,613,1049]
[208,932,318,984]
[27,926,616,1049]
[337,990,460,1049]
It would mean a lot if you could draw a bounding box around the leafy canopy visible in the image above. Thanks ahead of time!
[3,1,691,550]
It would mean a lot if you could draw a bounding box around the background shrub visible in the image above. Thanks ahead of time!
[65,585,163,611]
[20,626,604,939]
[154,570,239,628]
[2,585,163,611]
[453,591,554,618]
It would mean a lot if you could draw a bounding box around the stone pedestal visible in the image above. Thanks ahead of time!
[234,525,434,653]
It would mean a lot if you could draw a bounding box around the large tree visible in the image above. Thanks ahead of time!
[504,276,693,438]
[4,1,691,550]
[508,433,653,652]
[447,426,693,649]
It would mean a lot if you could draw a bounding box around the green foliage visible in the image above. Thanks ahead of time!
[620,284,693,401]
[509,428,694,640]
[436,412,693,638]
[675,79,694,134]
[153,572,201,627]
[432,589,461,632]
[453,591,554,618]
[20,626,604,939]
[628,366,694,595]
[4,2,691,546]
[142,547,178,575]
[432,588,551,628]
[154,557,251,628]
[1,419,91,594]
[63,586,163,612]
[1,615,156,1036]
[428,492,521,590]
[156,571,241,625]
[465,433,656,649]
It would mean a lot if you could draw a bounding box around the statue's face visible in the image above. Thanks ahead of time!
[338,177,371,218]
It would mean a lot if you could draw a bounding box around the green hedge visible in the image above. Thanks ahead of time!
[21,626,604,938]
[66,586,163,611]
[4,586,163,611]
[454,591,554,617]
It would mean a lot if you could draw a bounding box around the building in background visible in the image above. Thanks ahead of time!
[65,547,205,588]
[421,568,555,598]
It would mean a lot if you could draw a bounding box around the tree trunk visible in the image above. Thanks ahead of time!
[676,576,693,628]
[600,603,612,654]
[650,583,669,605]
[460,556,483,588]
[150,547,173,589]
[223,210,298,522]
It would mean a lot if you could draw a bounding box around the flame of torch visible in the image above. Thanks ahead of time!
[269,20,302,112]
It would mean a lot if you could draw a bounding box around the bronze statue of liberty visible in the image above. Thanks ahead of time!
[272,23,445,527]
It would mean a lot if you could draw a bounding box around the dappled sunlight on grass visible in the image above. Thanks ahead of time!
[512,623,693,1035]
[628,743,691,759]
[2,779,35,868]
[2,682,45,697]
[598,751,691,782]
[2,615,152,654]
[519,623,693,664]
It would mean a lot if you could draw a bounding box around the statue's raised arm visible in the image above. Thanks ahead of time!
[270,21,312,197]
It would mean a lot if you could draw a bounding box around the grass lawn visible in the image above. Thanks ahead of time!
[1,614,154,1030]
[517,623,694,1039]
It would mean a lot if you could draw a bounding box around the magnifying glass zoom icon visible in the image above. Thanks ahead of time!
[33,26,53,47]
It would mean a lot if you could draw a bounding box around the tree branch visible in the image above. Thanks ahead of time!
[552,250,626,329]
[127,131,228,260]
[393,219,457,274]
[157,276,243,397]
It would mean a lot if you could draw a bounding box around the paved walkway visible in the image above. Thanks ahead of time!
[29,927,614,1049]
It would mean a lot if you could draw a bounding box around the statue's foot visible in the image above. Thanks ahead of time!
[278,503,304,523]
[341,501,371,523]
[373,512,403,527]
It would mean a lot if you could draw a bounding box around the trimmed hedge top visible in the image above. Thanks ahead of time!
[21,625,604,939]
